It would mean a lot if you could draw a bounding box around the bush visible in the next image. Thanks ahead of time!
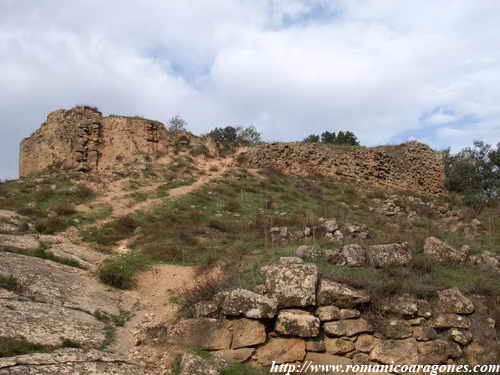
[168,115,187,134]
[303,130,360,146]
[0,338,47,358]
[0,274,23,292]
[53,204,77,216]
[98,253,153,289]
[35,216,68,234]
[208,126,262,147]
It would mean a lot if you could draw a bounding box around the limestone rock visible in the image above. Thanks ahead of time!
[222,289,277,319]
[423,237,468,264]
[367,242,412,267]
[261,263,318,308]
[0,299,106,348]
[339,308,360,320]
[231,319,267,349]
[323,319,372,337]
[317,279,370,308]
[355,335,379,353]
[431,314,471,329]
[324,338,354,355]
[193,301,219,318]
[275,309,320,337]
[0,349,142,375]
[341,244,366,267]
[279,256,303,265]
[437,288,474,314]
[315,306,341,321]
[380,320,412,339]
[369,339,418,365]
[380,294,418,316]
[255,338,306,366]
[0,234,40,253]
[179,353,225,375]
[304,353,352,365]
[413,326,437,342]
[449,328,472,345]
[166,319,232,350]
[323,219,339,233]
[305,337,325,352]
[417,340,452,364]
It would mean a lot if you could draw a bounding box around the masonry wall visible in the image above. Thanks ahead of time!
[239,142,445,194]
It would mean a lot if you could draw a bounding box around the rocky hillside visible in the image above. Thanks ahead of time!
[2,110,500,374]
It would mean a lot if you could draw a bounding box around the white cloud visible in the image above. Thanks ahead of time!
[1,0,500,178]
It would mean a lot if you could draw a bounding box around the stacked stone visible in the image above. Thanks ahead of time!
[164,258,495,367]
[76,120,102,172]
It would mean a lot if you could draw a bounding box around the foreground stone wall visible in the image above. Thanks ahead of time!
[164,258,499,367]
[239,142,445,194]
[19,106,195,177]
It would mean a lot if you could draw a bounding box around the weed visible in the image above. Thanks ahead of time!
[0,338,47,358]
[98,253,153,289]
[0,274,23,292]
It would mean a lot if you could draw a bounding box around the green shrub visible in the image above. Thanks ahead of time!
[33,248,82,268]
[0,274,22,292]
[0,338,47,358]
[98,253,153,289]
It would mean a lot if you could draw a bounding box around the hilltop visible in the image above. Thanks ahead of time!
[0,107,499,374]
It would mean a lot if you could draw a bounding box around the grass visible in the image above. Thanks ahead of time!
[0,338,47,358]
[0,174,96,234]
[97,252,154,289]
[33,247,83,269]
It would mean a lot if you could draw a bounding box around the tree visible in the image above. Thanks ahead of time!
[443,140,500,208]
[168,115,187,134]
[208,126,239,145]
[321,131,336,144]
[303,135,320,143]
[237,126,262,144]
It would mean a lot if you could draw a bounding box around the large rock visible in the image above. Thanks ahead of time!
[0,210,30,234]
[323,319,372,337]
[255,338,306,366]
[431,314,471,329]
[367,242,412,267]
[222,289,277,319]
[0,252,121,316]
[304,352,352,365]
[315,305,341,321]
[449,328,472,345]
[215,349,254,364]
[369,339,418,365]
[355,335,379,353]
[231,319,267,349]
[166,319,232,350]
[0,299,106,348]
[0,234,40,253]
[341,244,366,267]
[379,320,412,339]
[261,263,318,307]
[379,294,418,316]
[317,280,370,308]
[0,349,142,375]
[437,288,474,314]
[324,338,354,355]
[417,340,454,364]
[275,309,320,338]
[423,237,468,264]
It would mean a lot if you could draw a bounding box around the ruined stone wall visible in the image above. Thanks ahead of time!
[19,107,185,177]
[239,142,445,194]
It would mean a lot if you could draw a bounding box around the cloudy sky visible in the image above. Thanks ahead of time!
[1,1,499,179]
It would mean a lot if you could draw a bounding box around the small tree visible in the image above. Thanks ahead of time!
[304,135,320,143]
[321,131,336,144]
[208,126,239,145]
[237,126,262,144]
[168,115,187,134]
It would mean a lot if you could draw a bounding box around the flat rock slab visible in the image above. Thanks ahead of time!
[0,299,106,348]
[0,349,142,374]
[0,252,121,316]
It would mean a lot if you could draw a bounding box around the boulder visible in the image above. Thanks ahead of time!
[437,288,474,314]
[412,326,437,342]
[261,263,318,308]
[317,279,370,308]
[279,256,303,265]
[305,337,325,352]
[367,242,412,267]
[355,335,379,353]
[339,308,360,320]
[341,244,366,267]
[231,319,267,349]
[379,294,418,316]
[295,246,323,260]
[379,320,412,339]
[323,319,372,337]
[222,289,277,319]
[255,338,306,366]
[431,314,471,329]
[369,339,418,365]
[193,301,219,318]
[166,319,232,350]
[323,219,338,233]
[324,338,354,355]
[417,299,432,318]
[304,353,352,365]
[423,237,468,264]
[417,340,452,364]
[275,309,320,338]
[449,328,472,346]
[315,306,341,321]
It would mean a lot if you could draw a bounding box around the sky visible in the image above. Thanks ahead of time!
[1,0,500,179]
